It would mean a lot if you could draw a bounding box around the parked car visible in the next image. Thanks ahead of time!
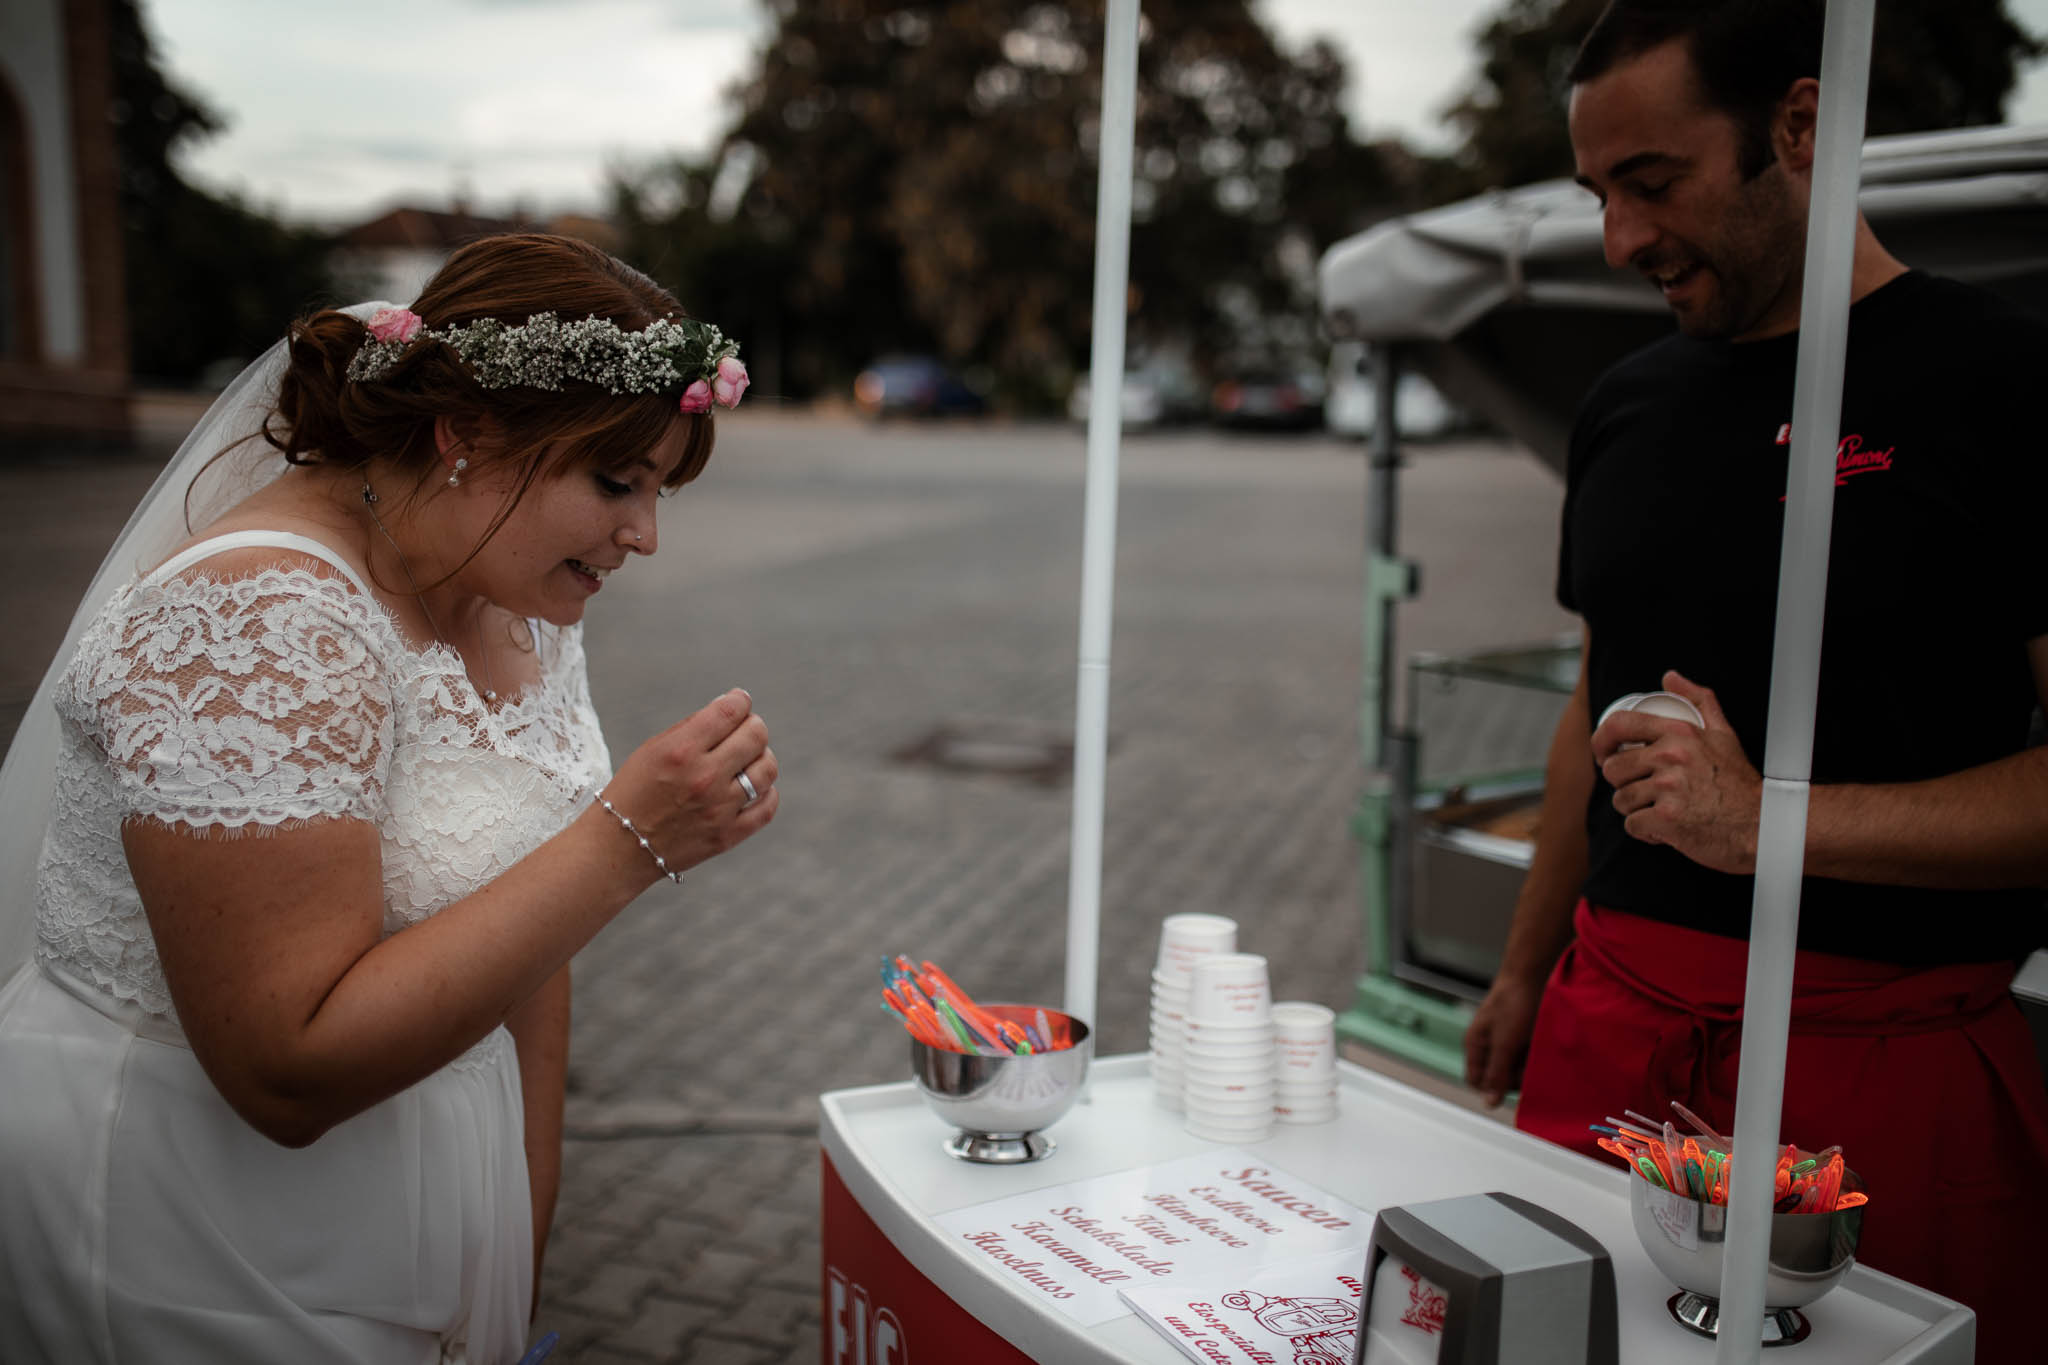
[1209,365,1326,431]
[1324,342,1467,440]
[1066,356,1206,429]
[852,355,989,417]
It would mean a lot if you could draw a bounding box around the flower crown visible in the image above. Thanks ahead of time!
[348,307,748,412]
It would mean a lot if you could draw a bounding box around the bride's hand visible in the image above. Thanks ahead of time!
[601,688,778,879]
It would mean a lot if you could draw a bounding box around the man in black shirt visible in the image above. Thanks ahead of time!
[1459,1,2048,1353]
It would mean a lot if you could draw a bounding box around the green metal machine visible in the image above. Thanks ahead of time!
[1339,347,1576,1077]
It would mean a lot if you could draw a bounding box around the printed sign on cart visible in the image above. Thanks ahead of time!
[931,1149,1373,1326]
[1119,1248,1368,1365]
[1120,1247,1456,1365]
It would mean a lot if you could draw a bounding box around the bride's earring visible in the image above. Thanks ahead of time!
[447,457,468,488]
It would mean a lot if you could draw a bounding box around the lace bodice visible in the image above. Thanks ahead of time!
[33,533,612,1019]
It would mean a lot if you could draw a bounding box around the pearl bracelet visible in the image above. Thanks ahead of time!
[593,789,683,884]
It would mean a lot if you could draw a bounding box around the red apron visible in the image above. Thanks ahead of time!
[1517,900,2048,1362]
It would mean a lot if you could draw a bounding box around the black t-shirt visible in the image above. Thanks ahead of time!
[1558,271,2047,965]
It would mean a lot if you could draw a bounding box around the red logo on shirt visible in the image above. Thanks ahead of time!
[1773,426,1895,496]
[1831,432,1894,484]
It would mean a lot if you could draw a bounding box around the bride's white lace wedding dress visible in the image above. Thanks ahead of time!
[0,529,610,1365]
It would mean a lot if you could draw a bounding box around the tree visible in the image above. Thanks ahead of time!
[1433,0,2044,202]
[112,0,335,383]
[611,0,1410,407]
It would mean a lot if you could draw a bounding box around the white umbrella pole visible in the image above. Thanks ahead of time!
[1714,1,1875,1359]
[1064,0,1141,1036]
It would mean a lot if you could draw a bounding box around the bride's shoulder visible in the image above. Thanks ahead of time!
[147,479,373,594]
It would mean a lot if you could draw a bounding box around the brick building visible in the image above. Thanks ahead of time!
[0,0,129,445]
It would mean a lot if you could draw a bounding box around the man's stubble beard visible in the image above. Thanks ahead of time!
[1680,161,1809,341]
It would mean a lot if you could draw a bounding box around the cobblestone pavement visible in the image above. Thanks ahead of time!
[2,412,1572,1363]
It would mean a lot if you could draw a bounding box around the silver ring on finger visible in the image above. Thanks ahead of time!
[736,771,760,807]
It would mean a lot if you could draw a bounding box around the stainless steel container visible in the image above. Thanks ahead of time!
[1630,1171,1864,1346]
[910,1004,1093,1163]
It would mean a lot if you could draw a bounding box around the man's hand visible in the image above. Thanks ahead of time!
[1464,970,1547,1108]
[1593,669,1761,874]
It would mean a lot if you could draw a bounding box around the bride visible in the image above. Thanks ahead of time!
[0,233,776,1363]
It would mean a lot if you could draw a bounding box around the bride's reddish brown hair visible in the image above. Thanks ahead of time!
[269,233,716,518]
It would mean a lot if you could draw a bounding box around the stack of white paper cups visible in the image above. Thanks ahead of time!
[1150,914,1237,1110]
[1271,1001,1338,1124]
[1182,952,1276,1143]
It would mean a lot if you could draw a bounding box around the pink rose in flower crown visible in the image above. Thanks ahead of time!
[678,380,714,414]
[712,355,749,408]
[366,307,424,343]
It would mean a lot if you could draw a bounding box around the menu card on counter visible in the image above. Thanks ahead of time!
[930,1149,1373,1326]
[1118,1249,1368,1365]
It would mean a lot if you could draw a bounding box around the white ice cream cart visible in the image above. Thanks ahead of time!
[820,6,2038,1360]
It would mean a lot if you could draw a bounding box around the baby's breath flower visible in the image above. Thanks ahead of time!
[347,312,747,411]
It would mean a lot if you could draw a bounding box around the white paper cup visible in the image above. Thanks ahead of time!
[1186,1115,1273,1143]
[1276,1042,1336,1073]
[1271,1002,1336,1073]
[1186,1016,1276,1037]
[1187,957,1273,1027]
[1186,1091,1276,1117]
[1274,1100,1337,1125]
[1155,914,1237,979]
[1276,1050,1336,1080]
[1184,1054,1276,1080]
[1275,1074,1336,1096]
[1185,1019,1275,1045]
[1187,1037,1275,1058]
[1187,1091,1277,1116]
[1271,1000,1335,1040]
[1597,689,1704,739]
[1595,691,1645,730]
[1184,1068,1276,1094]
[1634,690,1705,725]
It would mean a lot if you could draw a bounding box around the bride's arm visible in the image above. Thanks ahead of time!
[124,688,774,1149]
[508,963,570,1309]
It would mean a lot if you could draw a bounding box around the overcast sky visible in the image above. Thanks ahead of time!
[147,0,2048,227]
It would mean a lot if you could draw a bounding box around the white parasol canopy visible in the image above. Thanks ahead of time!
[1318,121,2048,477]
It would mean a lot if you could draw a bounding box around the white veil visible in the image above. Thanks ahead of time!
[0,302,394,980]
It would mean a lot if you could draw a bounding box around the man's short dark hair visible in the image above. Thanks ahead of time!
[1569,0,1824,179]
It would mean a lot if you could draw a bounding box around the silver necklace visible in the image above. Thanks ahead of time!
[360,483,499,703]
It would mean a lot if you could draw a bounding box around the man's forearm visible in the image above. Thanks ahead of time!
[1803,746,2048,889]
[1498,675,1596,983]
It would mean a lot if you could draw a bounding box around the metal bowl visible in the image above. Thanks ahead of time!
[1630,1170,1864,1346]
[910,1004,1093,1163]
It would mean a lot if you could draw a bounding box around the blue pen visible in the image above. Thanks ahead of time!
[517,1331,559,1364]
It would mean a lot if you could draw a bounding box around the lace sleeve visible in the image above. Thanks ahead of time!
[68,556,395,832]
